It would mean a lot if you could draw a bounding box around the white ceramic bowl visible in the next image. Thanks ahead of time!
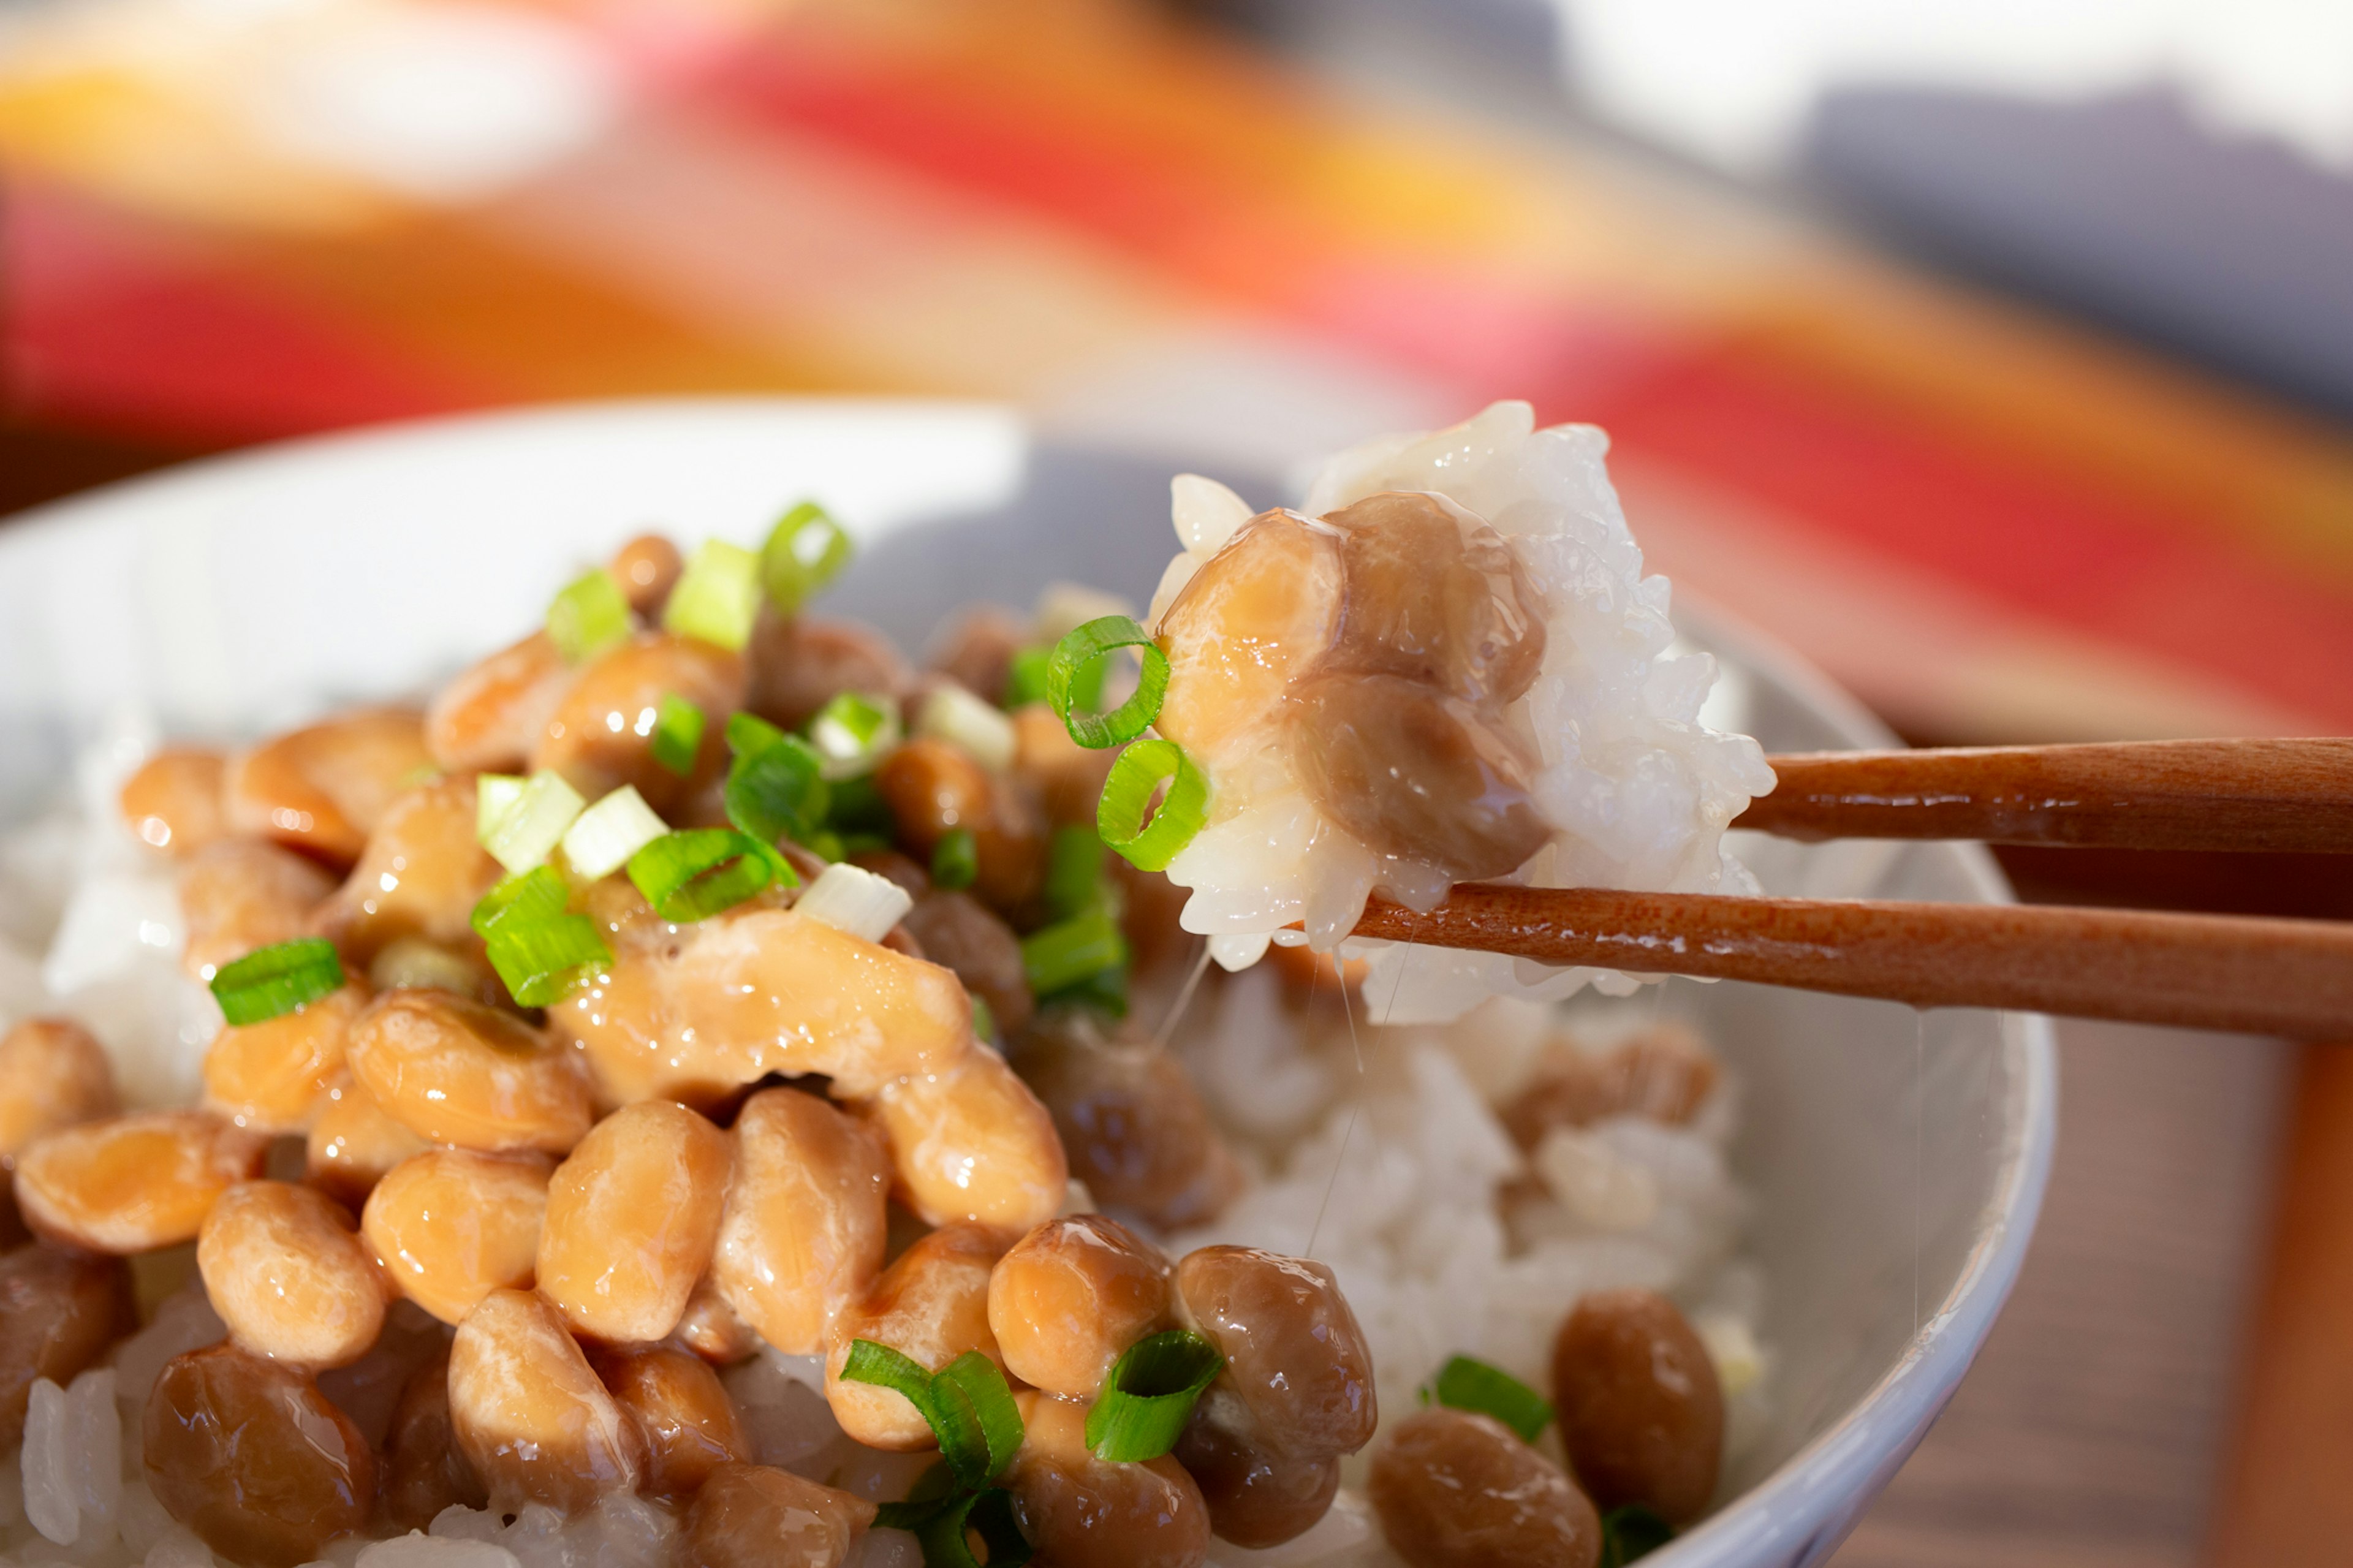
[0,398,2054,1568]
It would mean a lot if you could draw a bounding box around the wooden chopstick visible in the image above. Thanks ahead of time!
[1735,738,2353,852]
[1348,883,2353,1037]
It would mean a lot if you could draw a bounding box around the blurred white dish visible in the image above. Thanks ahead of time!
[0,396,2053,1567]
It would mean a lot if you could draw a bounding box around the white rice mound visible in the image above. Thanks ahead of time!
[1151,401,1778,1025]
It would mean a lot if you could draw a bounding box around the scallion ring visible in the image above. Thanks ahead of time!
[1045,615,1167,749]
[626,829,788,923]
[547,568,632,663]
[1424,1354,1553,1444]
[760,500,853,615]
[1019,907,1127,998]
[484,914,610,1008]
[1095,738,1208,873]
[1085,1330,1224,1463]
[930,827,979,892]
[725,721,830,847]
[841,1341,1023,1490]
[917,1488,1033,1568]
[470,865,569,940]
[648,693,706,776]
[210,938,345,1026]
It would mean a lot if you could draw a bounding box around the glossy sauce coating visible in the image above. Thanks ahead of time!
[448,1287,643,1513]
[346,988,594,1154]
[988,1214,1173,1399]
[425,631,574,775]
[1007,1392,1213,1568]
[674,1276,760,1366]
[1176,1247,1376,1461]
[599,1344,752,1501]
[362,1148,552,1325]
[225,706,435,867]
[873,737,1042,913]
[824,1223,1007,1450]
[304,1074,432,1211]
[198,1180,385,1368]
[380,1345,488,1531]
[1024,1034,1242,1232]
[0,1245,137,1448]
[553,903,972,1107]
[0,1017,119,1161]
[202,980,369,1133]
[1368,1407,1599,1568]
[681,1461,877,1568]
[537,1097,732,1344]
[1155,510,1343,773]
[119,747,230,856]
[1172,1415,1339,1551]
[13,1109,268,1253]
[1550,1287,1723,1523]
[901,890,1034,1038]
[711,1087,890,1355]
[179,839,336,982]
[748,614,912,733]
[145,1342,377,1568]
[309,776,502,964]
[532,630,743,812]
[865,1045,1067,1235]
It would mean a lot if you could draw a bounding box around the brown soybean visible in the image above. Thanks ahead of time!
[449,1287,643,1513]
[532,631,743,813]
[119,748,230,857]
[1173,1414,1340,1550]
[1550,1287,1723,1524]
[363,1148,551,1325]
[305,1074,431,1211]
[180,839,336,982]
[225,706,435,868]
[748,614,912,733]
[1025,1032,1242,1232]
[1006,1392,1212,1568]
[1176,1246,1377,1462]
[610,534,683,614]
[599,1344,751,1501]
[425,631,573,775]
[145,1342,376,1568]
[199,1180,385,1368]
[309,776,502,964]
[538,1098,731,1344]
[682,1462,877,1568]
[0,1244,137,1448]
[202,980,369,1133]
[711,1088,889,1356]
[901,891,1034,1037]
[0,1017,118,1161]
[824,1224,1007,1450]
[988,1214,1172,1399]
[865,1045,1067,1235]
[346,988,594,1154]
[14,1110,269,1254]
[380,1346,488,1531]
[1369,1407,1599,1568]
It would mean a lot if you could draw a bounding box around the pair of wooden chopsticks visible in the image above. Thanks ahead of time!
[1346,740,2353,1037]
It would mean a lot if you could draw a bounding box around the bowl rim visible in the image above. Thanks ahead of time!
[0,394,2058,1564]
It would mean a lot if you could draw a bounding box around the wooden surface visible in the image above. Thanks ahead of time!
[1349,885,2353,1037]
[1833,1020,2292,1568]
[1741,740,2353,852]
[2208,1042,2353,1566]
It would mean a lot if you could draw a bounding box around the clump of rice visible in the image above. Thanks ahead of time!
[1151,401,1776,1024]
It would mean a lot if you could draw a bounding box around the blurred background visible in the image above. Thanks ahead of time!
[2,0,2349,1562]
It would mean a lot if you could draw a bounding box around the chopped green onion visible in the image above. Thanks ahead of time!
[1042,825,1106,921]
[727,710,787,754]
[842,1341,1022,1490]
[476,774,525,842]
[664,539,763,652]
[471,865,569,940]
[561,786,670,881]
[211,938,345,1026]
[825,772,894,835]
[1007,643,1106,713]
[1425,1355,1553,1444]
[649,694,705,776]
[1096,738,1209,874]
[970,994,998,1043]
[794,862,914,944]
[627,828,790,923]
[1021,906,1127,998]
[915,684,1017,772]
[930,828,978,892]
[1600,1506,1675,1568]
[547,568,632,663]
[726,718,830,846]
[481,770,587,876]
[805,829,846,863]
[872,1462,960,1532]
[917,1487,1032,1568]
[1042,963,1129,1020]
[1085,1330,1224,1463]
[809,691,901,779]
[838,830,892,858]
[760,501,854,615]
[485,914,610,1008]
[1046,616,1168,749]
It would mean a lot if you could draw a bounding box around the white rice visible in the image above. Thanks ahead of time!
[1153,401,1778,1024]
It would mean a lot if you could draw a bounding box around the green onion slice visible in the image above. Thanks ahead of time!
[930,828,978,892]
[1426,1355,1553,1444]
[485,914,610,1009]
[970,994,998,1043]
[1045,963,1129,1020]
[547,568,632,664]
[649,694,706,777]
[1042,824,1104,920]
[760,501,854,616]
[1020,906,1128,998]
[841,1341,1023,1491]
[476,774,525,843]
[933,1352,1025,1485]
[1600,1505,1675,1568]
[664,539,763,652]
[1096,738,1208,874]
[917,1488,1032,1568]
[1045,616,1167,749]
[1085,1330,1224,1463]
[871,1462,959,1532]
[725,716,830,846]
[471,865,569,940]
[211,938,345,1026]
[809,691,901,779]
[627,828,790,923]
[481,770,586,876]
